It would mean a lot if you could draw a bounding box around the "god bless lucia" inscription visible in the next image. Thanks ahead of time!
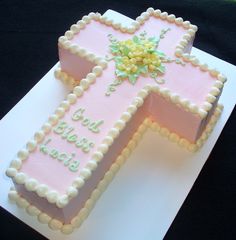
[39,107,104,172]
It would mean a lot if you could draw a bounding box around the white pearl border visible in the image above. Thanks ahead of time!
[7,103,223,234]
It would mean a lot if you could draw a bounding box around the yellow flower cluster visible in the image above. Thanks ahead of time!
[116,38,161,74]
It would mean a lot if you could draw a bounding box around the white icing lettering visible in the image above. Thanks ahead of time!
[61,127,74,139]
[39,139,79,172]
[64,153,75,166]
[69,160,80,172]
[54,121,67,134]
[67,134,78,142]
[88,120,104,133]
[53,121,95,153]
[72,108,104,133]
[58,153,68,162]
[40,138,51,154]
[49,149,59,158]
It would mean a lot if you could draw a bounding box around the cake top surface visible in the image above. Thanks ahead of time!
[69,18,216,107]
[6,8,226,208]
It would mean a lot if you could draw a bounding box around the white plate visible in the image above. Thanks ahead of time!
[0,9,235,240]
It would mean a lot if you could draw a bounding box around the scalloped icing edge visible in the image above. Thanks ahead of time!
[7,103,223,234]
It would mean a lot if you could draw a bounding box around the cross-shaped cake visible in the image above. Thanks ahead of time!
[6,7,226,234]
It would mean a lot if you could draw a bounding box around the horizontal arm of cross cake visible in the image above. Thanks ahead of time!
[56,7,226,142]
[6,7,226,235]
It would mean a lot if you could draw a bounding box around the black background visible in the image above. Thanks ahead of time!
[0,0,235,239]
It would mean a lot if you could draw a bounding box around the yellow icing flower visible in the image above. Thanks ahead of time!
[108,30,169,85]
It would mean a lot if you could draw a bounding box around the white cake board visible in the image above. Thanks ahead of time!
[0,10,235,240]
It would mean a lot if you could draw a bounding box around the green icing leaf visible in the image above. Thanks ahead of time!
[133,35,140,44]
[148,37,158,45]
[156,50,166,58]
[128,74,138,85]
[115,55,122,62]
[123,46,130,56]
[115,69,128,78]
[147,49,155,54]
[137,65,148,74]
[110,45,119,54]
[156,65,165,74]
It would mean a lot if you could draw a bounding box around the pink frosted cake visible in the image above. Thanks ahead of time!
[6,8,226,234]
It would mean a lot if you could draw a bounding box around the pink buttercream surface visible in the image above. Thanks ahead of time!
[17,103,147,223]
[69,18,215,106]
[21,16,218,197]
[72,17,186,58]
[59,47,95,81]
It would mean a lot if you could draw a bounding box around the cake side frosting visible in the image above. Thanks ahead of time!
[6,7,226,234]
